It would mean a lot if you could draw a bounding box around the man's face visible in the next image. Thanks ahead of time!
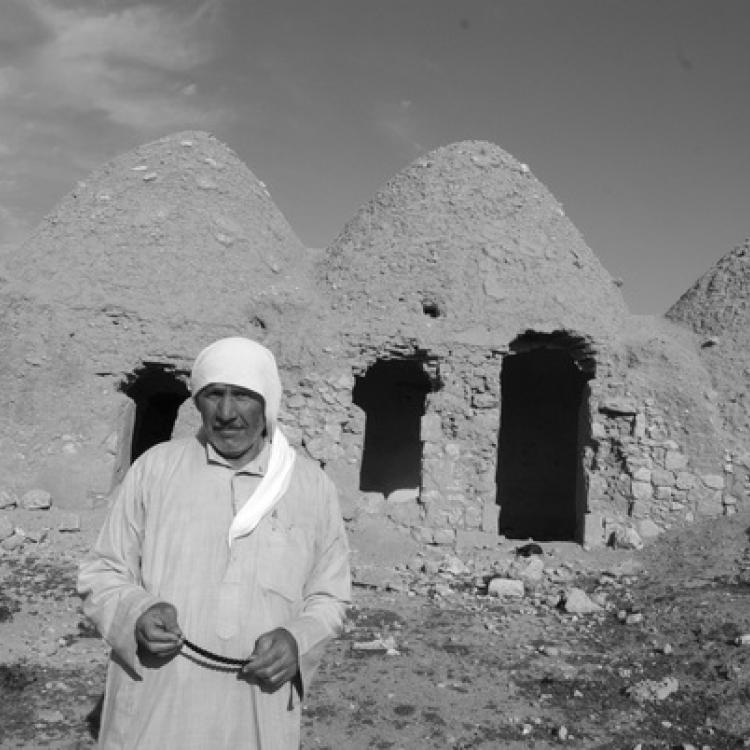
[195,383,266,464]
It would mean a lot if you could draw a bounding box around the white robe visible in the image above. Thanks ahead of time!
[78,435,351,750]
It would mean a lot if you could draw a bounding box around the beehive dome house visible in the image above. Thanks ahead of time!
[0,134,742,546]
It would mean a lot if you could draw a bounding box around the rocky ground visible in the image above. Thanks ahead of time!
[1,500,750,750]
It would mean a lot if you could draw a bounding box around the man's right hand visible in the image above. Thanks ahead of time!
[135,602,184,657]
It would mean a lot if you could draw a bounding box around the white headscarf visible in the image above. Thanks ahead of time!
[190,336,295,546]
[190,336,282,435]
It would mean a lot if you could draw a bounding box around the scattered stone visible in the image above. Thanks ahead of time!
[1,533,25,551]
[58,514,81,532]
[0,515,14,541]
[432,582,453,597]
[387,488,419,504]
[35,708,65,723]
[626,676,679,703]
[516,557,545,588]
[545,592,562,608]
[609,526,643,550]
[487,578,524,598]
[352,636,400,656]
[438,554,469,576]
[637,519,662,539]
[562,587,602,614]
[0,489,17,509]
[20,489,52,510]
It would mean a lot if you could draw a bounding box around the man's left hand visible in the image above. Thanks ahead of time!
[241,628,299,691]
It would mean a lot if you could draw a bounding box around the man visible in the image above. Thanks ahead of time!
[78,337,351,749]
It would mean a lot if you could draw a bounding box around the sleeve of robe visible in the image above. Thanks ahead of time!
[283,468,351,695]
[77,459,162,677]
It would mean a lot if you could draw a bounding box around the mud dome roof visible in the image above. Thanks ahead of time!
[5,131,310,326]
[667,238,750,344]
[321,140,627,343]
[666,239,750,445]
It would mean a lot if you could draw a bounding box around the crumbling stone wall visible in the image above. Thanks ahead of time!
[586,396,731,546]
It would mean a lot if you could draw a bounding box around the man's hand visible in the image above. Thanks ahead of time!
[135,602,184,657]
[241,628,299,691]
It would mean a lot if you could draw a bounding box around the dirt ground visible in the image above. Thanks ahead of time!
[1,504,750,750]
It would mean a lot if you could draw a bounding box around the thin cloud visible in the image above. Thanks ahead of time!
[375,100,423,155]
[22,0,216,129]
[0,0,227,249]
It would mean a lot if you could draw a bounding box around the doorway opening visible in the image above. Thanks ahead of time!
[496,332,594,542]
[118,363,190,465]
[353,357,433,497]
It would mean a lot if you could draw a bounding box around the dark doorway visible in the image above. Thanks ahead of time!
[497,341,591,541]
[353,359,431,497]
[119,364,190,464]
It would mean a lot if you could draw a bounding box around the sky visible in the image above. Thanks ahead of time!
[0,0,748,314]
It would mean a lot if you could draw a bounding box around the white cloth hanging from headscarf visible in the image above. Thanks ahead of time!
[227,428,295,545]
[190,336,295,544]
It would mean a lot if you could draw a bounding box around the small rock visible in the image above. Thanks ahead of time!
[557,726,569,741]
[626,676,679,703]
[487,578,524,598]
[432,582,453,597]
[625,612,644,625]
[387,488,419,504]
[35,708,65,723]
[517,557,545,586]
[142,172,158,182]
[20,489,52,510]
[562,587,602,614]
[609,526,643,550]
[352,636,400,656]
[735,634,750,646]
[545,592,562,608]
[0,515,14,541]
[637,519,662,539]
[0,489,17,509]
[58,514,81,533]
[1,533,25,551]
[438,554,469,576]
